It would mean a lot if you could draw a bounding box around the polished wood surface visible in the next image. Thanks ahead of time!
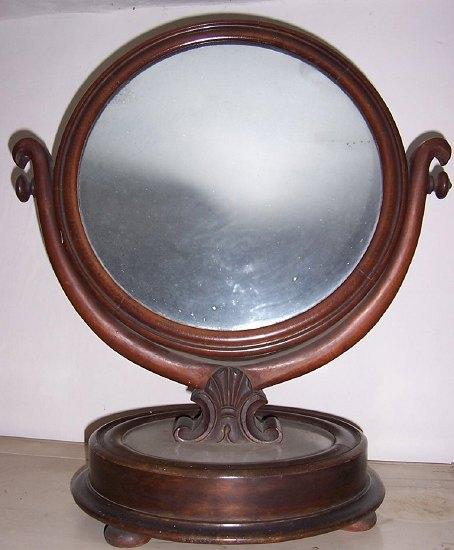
[71,405,384,545]
[10,19,451,390]
[104,526,151,548]
[55,19,406,363]
[173,367,282,443]
[9,17,451,547]
[2,436,452,549]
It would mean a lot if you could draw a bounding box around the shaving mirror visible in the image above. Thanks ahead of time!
[11,19,451,547]
[79,44,382,331]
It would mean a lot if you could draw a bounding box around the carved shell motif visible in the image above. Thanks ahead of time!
[173,368,282,443]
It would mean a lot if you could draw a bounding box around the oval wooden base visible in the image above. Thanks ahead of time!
[71,405,384,545]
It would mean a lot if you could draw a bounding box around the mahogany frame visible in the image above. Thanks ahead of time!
[12,19,451,390]
[71,404,384,544]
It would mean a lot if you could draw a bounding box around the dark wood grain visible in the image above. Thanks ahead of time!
[342,511,377,532]
[71,405,384,545]
[104,526,150,548]
[173,367,282,443]
[54,19,406,362]
[11,137,213,388]
[11,19,450,390]
[10,18,451,547]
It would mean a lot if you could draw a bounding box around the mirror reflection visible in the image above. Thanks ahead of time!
[78,44,382,330]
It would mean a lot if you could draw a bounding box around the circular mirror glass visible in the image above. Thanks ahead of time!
[78,44,382,331]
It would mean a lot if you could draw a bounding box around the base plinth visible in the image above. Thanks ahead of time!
[71,405,384,545]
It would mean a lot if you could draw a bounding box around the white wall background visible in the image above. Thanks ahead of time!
[0,0,453,463]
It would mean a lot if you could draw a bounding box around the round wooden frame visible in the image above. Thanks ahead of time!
[12,19,451,390]
[56,20,405,354]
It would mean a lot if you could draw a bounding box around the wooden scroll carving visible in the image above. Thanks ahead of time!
[12,138,214,389]
[246,137,452,388]
[173,368,283,443]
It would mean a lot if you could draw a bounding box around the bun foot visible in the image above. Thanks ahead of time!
[342,511,377,532]
[104,525,151,547]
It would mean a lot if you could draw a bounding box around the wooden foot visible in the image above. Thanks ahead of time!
[104,525,151,548]
[342,511,377,532]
